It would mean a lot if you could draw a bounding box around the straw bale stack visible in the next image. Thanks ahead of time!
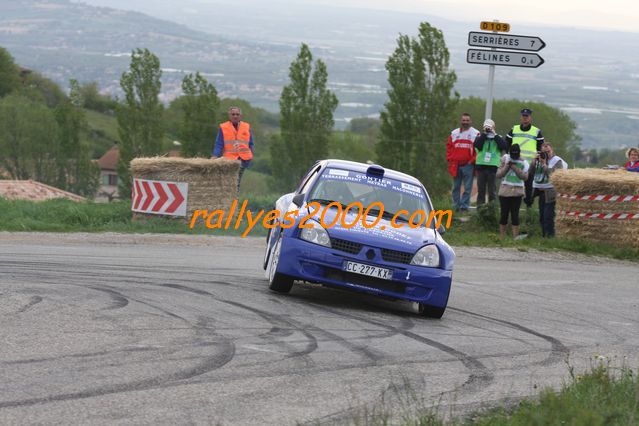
[130,157,240,219]
[552,169,639,248]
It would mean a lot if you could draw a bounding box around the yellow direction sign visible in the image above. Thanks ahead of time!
[480,21,510,32]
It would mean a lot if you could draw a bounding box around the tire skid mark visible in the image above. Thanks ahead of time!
[87,286,129,310]
[310,304,494,391]
[449,307,569,366]
[0,285,237,409]
[2,346,157,366]
[155,283,319,361]
[455,280,637,333]
[219,299,318,359]
[445,316,533,348]
[0,336,235,410]
[16,296,43,313]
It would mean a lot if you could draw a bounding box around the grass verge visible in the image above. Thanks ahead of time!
[459,363,638,426]
[0,197,274,237]
[335,364,638,425]
[433,199,639,262]
[1,196,638,261]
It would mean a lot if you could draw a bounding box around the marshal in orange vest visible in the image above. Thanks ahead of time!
[220,121,253,161]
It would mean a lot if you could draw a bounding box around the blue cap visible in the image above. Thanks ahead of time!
[520,108,532,115]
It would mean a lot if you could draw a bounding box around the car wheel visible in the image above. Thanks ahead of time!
[417,303,446,319]
[268,235,294,293]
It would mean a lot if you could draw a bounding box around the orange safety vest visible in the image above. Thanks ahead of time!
[220,121,253,161]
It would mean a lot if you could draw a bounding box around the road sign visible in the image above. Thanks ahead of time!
[132,178,188,217]
[479,21,510,32]
[466,49,545,68]
[468,32,546,52]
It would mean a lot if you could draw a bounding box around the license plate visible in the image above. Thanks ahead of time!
[343,261,393,280]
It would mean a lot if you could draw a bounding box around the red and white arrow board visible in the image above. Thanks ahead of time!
[132,178,188,217]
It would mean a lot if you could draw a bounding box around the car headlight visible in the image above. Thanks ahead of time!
[411,245,440,267]
[299,220,331,248]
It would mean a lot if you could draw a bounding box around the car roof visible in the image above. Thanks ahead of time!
[320,159,423,186]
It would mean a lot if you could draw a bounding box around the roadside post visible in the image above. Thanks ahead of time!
[467,21,546,121]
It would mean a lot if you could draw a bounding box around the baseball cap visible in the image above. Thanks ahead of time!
[483,119,495,129]
[520,108,532,115]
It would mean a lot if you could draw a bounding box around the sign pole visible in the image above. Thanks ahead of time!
[484,20,499,121]
[485,64,495,121]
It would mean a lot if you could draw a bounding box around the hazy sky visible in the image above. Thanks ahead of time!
[310,0,639,33]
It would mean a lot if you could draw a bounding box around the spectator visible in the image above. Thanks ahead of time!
[625,147,639,172]
[474,118,507,206]
[211,107,254,192]
[446,113,479,213]
[506,108,544,207]
[531,142,568,238]
[496,144,529,238]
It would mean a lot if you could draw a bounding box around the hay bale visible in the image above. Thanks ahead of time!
[552,169,639,249]
[130,157,240,219]
[552,169,639,195]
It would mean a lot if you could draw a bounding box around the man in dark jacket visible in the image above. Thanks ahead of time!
[474,119,507,206]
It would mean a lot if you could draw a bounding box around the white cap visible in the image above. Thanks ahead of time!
[483,119,495,129]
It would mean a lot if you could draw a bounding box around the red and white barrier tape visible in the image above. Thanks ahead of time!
[560,211,639,220]
[559,193,639,202]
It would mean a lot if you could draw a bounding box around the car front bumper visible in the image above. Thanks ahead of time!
[276,237,452,307]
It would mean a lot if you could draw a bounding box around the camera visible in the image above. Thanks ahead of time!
[539,151,548,161]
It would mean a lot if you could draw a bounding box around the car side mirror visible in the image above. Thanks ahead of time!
[437,224,446,235]
[292,193,305,207]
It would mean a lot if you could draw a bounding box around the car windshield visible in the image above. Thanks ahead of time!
[308,168,431,225]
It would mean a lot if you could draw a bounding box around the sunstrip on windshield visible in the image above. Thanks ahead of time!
[321,168,426,199]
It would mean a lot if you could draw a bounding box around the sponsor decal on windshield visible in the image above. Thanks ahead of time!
[321,169,426,199]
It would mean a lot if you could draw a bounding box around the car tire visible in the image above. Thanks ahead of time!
[417,303,446,319]
[268,235,294,293]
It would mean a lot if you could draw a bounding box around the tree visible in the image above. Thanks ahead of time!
[0,94,59,182]
[328,131,374,163]
[79,81,117,113]
[272,43,338,190]
[20,71,66,107]
[0,47,20,97]
[116,48,164,198]
[376,23,459,197]
[178,72,219,157]
[54,80,100,197]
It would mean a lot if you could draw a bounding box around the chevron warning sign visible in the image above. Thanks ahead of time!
[132,178,188,217]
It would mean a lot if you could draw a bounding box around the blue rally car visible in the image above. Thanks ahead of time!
[263,160,455,318]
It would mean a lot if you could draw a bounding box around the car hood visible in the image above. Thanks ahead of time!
[315,208,438,252]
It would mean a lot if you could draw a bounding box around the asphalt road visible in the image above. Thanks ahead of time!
[1,232,638,425]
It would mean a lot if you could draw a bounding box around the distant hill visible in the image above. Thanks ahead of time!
[3,0,639,149]
[0,0,296,106]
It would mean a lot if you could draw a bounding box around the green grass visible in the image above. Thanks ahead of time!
[321,364,638,425]
[2,196,638,261]
[84,109,119,141]
[460,364,638,426]
[0,197,271,237]
[431,198,639,262]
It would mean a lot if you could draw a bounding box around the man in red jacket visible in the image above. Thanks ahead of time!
[446,113,479,212]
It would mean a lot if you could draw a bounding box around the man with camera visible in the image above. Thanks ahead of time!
[531,142,568,238]
[496,144,529,238]
[474,119,507,206]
